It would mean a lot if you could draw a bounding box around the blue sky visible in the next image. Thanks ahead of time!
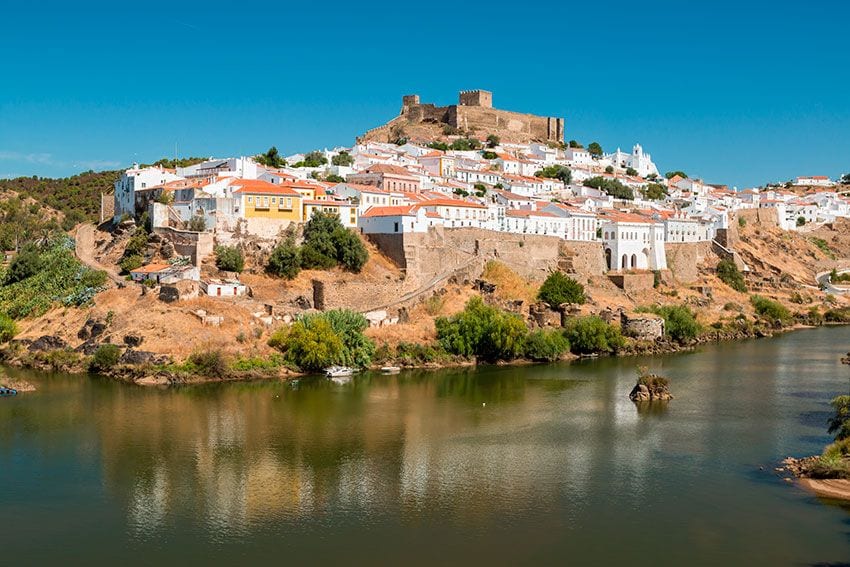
[1,0,848,188]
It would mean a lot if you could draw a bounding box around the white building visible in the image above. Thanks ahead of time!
[605,144,659,178]
[113,164,183,222]
[600,212,667,271]
[200,279,248,297]
[796,175,835,187]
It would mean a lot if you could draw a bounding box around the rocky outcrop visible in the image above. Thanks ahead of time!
[528,302,561,328]
[28,335,69,352]
[629,373,673,402]
[78,318,108,341]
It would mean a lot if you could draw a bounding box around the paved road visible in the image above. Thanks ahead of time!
[816,269,850,294]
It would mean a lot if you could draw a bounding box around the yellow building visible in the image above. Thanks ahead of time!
[302,200,358,228]
[232,179,303,222]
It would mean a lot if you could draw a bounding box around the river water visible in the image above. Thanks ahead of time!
[3,327,850,565]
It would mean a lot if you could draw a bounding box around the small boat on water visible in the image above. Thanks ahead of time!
[325,366,354,378]
[0,387,18,397]
[381,366,401,374]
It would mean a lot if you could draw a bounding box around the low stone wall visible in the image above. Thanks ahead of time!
[608,272,655,292]
[621,312,664,340]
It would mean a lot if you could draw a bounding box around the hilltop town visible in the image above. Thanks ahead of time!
[3,89,850,378]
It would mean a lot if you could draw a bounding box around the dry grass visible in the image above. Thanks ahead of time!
[481,261,538,303]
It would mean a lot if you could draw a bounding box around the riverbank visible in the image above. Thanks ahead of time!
[0,317,838,386]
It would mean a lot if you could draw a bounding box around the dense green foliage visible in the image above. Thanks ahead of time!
[811,237,835,259]
[0,237,106,319]
[639,304,701,343]
[331,151,354,166]
[268,309,374,371]
[665,171,688,179]
[568,140,583,148]
[267,238,301,279]
[828,395,850,441]
[563,316,624,355]
[427,141,449,151]
[299,211,368,272]
[435,296,528,361]
[537,272,585,308]
[535,165,572,184]
[583,176,634,200]
[716,259,747,292]
[523,329,570,362]
[750,295,792,324]
[486,134,500,148]
[214,245,244,273]
[449,138,483,151]
[587,142,603,157]
[5,245,43,285]
[481,151,498,160]
[144,157,207,169]
[641,183,668,200]
[90,343,121,371]
[0,313,17,343]
[0,169,120,225]
[625,167,638,177]
[294,151,327,168]
[255,147,286,168]
[119,228,150,274]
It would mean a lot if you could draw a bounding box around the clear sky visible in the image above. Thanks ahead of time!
[1,0,848,188]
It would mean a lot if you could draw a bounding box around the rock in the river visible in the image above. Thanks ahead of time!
[629,371,673,402]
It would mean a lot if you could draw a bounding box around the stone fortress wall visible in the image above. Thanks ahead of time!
[361,90,564,144]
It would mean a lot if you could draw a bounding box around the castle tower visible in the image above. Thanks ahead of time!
[458,89,493,108]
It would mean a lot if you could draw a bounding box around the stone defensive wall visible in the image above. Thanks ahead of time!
[152,227,214,267]
[737,207,779,227]
[665,241,717,284]
[367,228,606,285]
[449,105,564,143]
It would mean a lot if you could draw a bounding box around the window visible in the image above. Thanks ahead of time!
[394,222,399,233]
[248,196,253,203]
[271,197,276,203]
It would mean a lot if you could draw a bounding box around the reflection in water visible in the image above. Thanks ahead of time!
[3,327,850,564]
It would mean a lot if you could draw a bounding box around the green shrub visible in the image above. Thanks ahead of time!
[738,216,746,228]
[214,245,244,273]
[750,295,792,324]
[424,294,445,316]
[90,343,121,371]
[811,237,834,258]
[716,259,747,292]
[563,316,624,355]
[186,349,229,378]
[267,239,301,279]
[639,304,701,343]
[230,354,284,372]
[269,309,374,371]
[523,329,570,361]
[828,395,850,441]
[824,308,850,323]
[332,227,368,272]
[119,255,144,274]
[0,313,17,343]
[269,317,343,372]
[5,246,42,285]
[435,296,528,361]
[537,272,585,308]
[299,211,368,272]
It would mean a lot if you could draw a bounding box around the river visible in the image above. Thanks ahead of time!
[2,327,850,565]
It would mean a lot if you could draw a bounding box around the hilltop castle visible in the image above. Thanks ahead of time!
[359,90,564,144]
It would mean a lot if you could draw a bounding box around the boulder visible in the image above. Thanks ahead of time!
[528,302,561,328]
[28,335,69,352]
[120,350,169,366]
[291,295,312,310]
[75,339,102,356]
[78,318,108,340]
[629,374,673,402]
[123,334,144,348]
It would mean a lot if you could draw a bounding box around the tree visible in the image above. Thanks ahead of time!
[641,183,668,200]
[828,395,850,440]
[331,151,354,166]
[214,245,244,273]
[270,317,344,372]
[535,165,572,184]
[523,329,570,362]
[797,216,806,226]
[625,167,638,177]
[563,316,624,354]
[435,296,528,361]
[449,138,482,151]
[481,150,498,160]
[486,134,501,148]
[427,141,449,151]
[187,215,207,232]
[605,165,614,174]
[332,227,368,272]
[665,170,688,180]
[587,142,603,157]
[317,309,375,368]
[568,140,583,148]
[841,173,850,185]
[537,272,586,308]
[267,239,301,279]
[256,146,285,168]
[583,176,633,200]
[325,174,345,183]
[643,305,701,343]
[5,246,42,285]
[302,151,328,168]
